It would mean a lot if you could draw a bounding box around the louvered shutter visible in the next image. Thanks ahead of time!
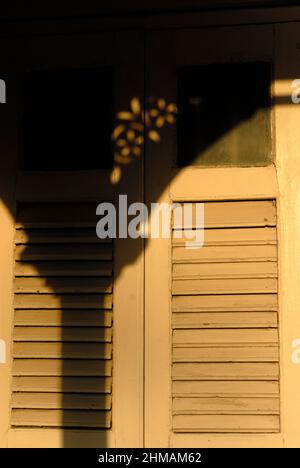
[172,200,280,433]
[11,203,113,429]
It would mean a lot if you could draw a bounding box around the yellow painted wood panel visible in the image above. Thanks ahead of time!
[173,397,280,414]
[15,228,111,244]
[11,409,111,428]
[172,380,279,397]
[14,294,113,309]
[11,393,112,410]
[14,277,112,294]
[172,363,279,380]
[172,312,278,328]
[15,261,113,277]
[171,199,279,434]
[16,203,100,229]
[14,309,113,327]
[173,201,276,229]
[15,244,112,261]
[11,202,116,434]
[172,245,277,263]
[172,227,277,245]
[14,326,112,342]
[173,329,278,346]
[13,342,112,359]
[172,294,278,312]
[172,277,277,295]
[12,376,112,393]
[173,346,279,362]
[13,359,112,377]
[173,414,279,432]
[173,261,278,279]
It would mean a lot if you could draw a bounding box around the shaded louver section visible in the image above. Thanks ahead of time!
[11,203,113,429]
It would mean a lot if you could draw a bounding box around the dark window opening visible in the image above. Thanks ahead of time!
[22,67,114,171]
[177,62,272,167]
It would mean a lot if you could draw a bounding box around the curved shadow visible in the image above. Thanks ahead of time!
[0,56,288,447]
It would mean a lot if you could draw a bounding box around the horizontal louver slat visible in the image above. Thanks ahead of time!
[13,342,112,359]
[172,362,279,380]
[173,346,279,362]
[14,277,112,294]
[13,359,112,376]
[14,327,112,342]
[172,245,277,263]
[11,409,111,428]
[14,310,113,327]
[173,414,279,433]
[173,201,276,229]
[173,261,278,279]
[172,227,277,246]
[12,376,112,393]
[172,277,277,295]
[14,294,113,309]
[173,397,280,415]
[15,244,112,261]
[15,261,113,277]
[172,312,278,329]
[15,228,112,244]
[11,393,112,410]
[172,380,279,397]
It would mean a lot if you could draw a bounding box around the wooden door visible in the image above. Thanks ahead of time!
[2,21,300,449]
[0,30,144,448]
[145,25,284,448]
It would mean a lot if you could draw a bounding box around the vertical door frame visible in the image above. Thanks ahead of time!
[144,22,298,447]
